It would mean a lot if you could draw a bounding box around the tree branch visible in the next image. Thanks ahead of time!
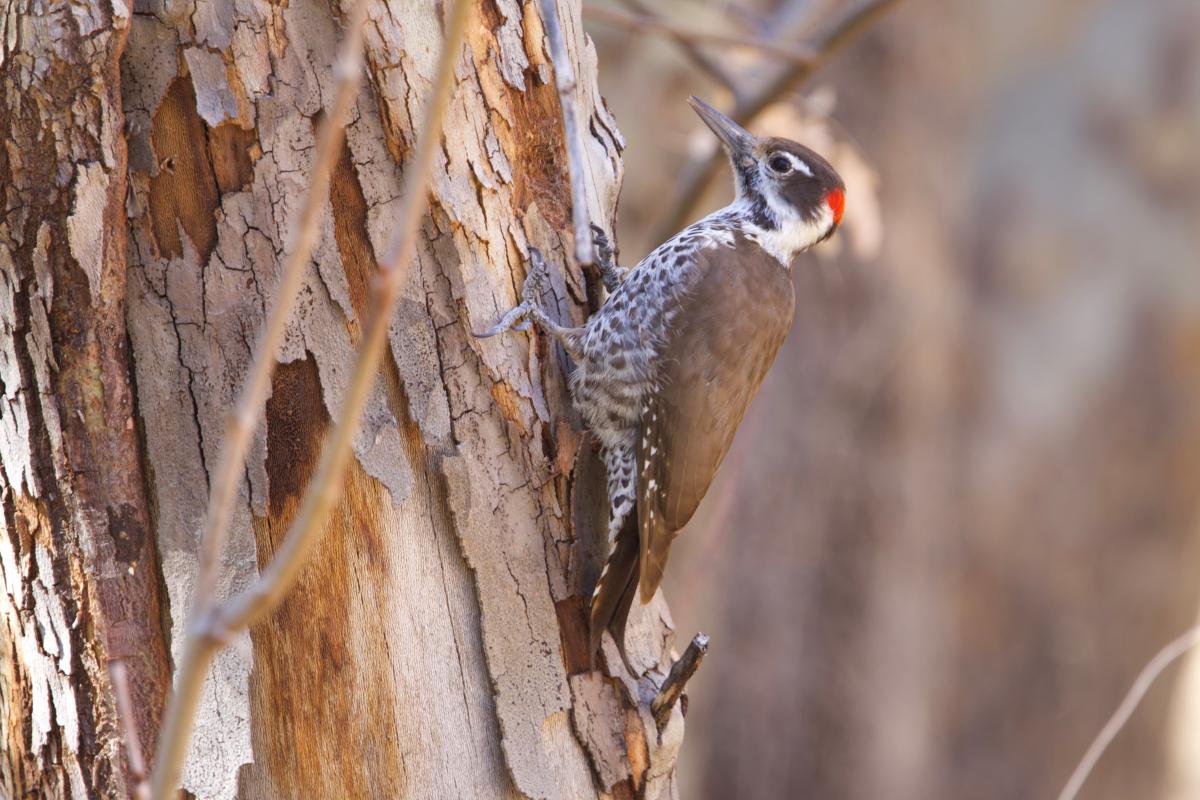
[189,0,369,614]
[651,632,710,732]
[610,0,738,94]
[216,0,470,634]
[650,0,901,244]
[108,661,150,800]
[1057,623,1200,800]
[539,0,595,266]
[584,5,819,67]
[147,1,472,796]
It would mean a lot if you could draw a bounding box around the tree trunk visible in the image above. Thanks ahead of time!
[2,1,686,798]
[1,3,172,797]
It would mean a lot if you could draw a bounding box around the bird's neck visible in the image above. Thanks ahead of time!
[723,192,830,267]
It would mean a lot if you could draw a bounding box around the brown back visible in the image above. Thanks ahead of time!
[636,240,796,601]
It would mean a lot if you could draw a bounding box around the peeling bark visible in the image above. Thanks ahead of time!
[0,0,686,796]
[1,2,172,797]
[4,0,691,797]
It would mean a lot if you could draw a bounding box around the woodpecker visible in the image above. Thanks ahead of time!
[479,96,845,666]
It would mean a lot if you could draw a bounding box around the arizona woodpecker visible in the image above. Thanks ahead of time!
[480,96,845,665]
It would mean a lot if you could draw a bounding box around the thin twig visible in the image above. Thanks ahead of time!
[1057,623,1200,800]
[651,0,901,244]
[584,5,818,66]
[108,661,150,800]
[190,0,369,613]
[611,0,738,94]
[216,0,470,633]
[651,632,710,732]
[147,2,471,797]
[150,0,369,788]
[538,0,595,267]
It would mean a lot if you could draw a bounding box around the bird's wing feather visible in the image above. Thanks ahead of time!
[588,506,640,670]
[636,241,796,601]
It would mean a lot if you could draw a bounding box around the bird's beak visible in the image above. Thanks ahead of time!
[688,96,755,165]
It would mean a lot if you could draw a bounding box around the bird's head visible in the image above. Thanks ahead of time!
[689,96,845,256]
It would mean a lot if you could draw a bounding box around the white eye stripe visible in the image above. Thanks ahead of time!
[769,151,812,177]
[783,152,813,177]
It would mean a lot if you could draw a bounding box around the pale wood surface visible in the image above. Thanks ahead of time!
[3,1,688,797]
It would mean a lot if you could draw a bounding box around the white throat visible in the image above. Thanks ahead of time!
[737,190,833,267]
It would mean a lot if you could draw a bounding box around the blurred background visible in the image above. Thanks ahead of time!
[584,0,1200,797]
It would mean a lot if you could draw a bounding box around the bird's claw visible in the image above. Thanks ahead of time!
[473,247,550,339]
[474,301,534,338]
[522,247,549,301]
[590,224,614,267]
[590,224,625,291]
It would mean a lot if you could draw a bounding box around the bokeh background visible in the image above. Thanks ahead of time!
[585,0,1200,797]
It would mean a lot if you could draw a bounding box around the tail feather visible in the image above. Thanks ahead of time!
[589,507,640,671]
[637,527,676,603]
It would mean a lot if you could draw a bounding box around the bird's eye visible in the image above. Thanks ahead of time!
[768,154,793,174]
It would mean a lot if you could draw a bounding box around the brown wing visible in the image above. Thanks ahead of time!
[588,507,640,670]
[636,243,796,601]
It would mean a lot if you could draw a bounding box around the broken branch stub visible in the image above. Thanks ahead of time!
[652,632,711,732]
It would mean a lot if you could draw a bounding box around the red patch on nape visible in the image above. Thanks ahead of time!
[826,188,845,227]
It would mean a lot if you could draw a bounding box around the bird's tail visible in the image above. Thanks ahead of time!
[589,506,640,672]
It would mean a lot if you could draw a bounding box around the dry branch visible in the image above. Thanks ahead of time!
[215,0,471,632]
[191,1,368,609]
[652,633,710,732]
[584,5,819,66]
[651,0,901,243]
[150,0,370,792]
[1057,623,1200,800]
[108,661,150,800]
[539,0,596,266]
[147,1,471,796]
[610,0,738,93]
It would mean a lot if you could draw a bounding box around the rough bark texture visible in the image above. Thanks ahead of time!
[5,0,688,798]
[1,2,172,797]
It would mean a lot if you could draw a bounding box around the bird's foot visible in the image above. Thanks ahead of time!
[474,247,551,338]
[591,224,614,267]
[590,224,626,293]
